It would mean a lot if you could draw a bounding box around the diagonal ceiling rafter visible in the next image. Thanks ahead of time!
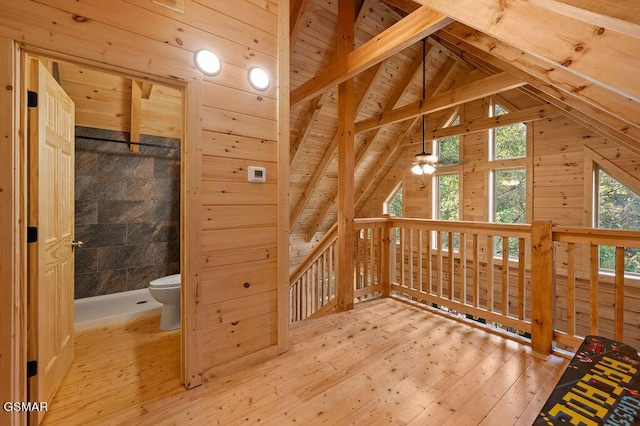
[435,28,640,156]
[290,62,384,229]
[414,0,640,103]
[306,56,458,241]
[291,6,452,107]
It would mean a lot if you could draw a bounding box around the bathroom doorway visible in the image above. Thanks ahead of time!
[26,53,184,421]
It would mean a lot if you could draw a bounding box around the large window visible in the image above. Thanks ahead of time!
[438,174,459,221]
[597,169,640,273]
[437,173,460,250]
[488,100,528,259]
[437,115,460,166]
[489,103,527,161]
[493,169,527,225]
[384,185,402,217]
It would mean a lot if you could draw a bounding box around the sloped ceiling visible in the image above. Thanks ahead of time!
[289,0,640,242]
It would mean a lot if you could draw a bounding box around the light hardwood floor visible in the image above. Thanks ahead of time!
[42,297,568,425]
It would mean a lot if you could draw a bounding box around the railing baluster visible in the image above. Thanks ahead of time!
[400,227,405,289]
[426,230,432,294]
[409,229,414,290]
[486,235,494,312]
[502,236,509,316]
[615,246,625,342]
[566,242,575,336]
[518,238,525,321]
[370,228,375,288]
[590,244,599,335]
[473,234,478,307]
[448,232,454,301]
[437,231,443,297]
[460,233,467,305]
[418,230,423,292]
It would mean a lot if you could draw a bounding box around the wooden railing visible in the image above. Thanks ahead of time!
[289,224,338,322]
[289,217,640,355]
[389,218,533,341]
[551,226,640,351]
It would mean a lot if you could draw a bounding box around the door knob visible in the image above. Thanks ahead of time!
[72,240,84,249]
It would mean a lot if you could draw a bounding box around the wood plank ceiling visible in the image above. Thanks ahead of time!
[288,0,640,245]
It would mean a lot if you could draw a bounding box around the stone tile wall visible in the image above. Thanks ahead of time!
[74,127,180,299]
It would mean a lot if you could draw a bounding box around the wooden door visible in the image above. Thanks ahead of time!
[27,58,75,425]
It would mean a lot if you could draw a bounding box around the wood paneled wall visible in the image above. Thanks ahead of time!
[0,0,288,419]
[387,94,639,232]
[57,62,183,139]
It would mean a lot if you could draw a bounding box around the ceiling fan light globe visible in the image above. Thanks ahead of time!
[411,164,424,175]
[422,164,436,175]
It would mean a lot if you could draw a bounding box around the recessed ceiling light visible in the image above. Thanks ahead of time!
[194,49,221,76]
[248,67,269,91]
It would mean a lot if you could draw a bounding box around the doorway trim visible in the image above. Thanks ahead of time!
[0,38,202,424]
[0,37,28,426]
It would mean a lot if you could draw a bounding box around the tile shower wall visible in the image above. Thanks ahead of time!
[74,127,180,299]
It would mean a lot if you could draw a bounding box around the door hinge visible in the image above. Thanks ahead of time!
[27,90,38,108]
[27,226,38,243]
[27,360,37,378]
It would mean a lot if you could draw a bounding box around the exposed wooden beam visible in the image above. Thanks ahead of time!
[435,29,640,156]
[290,0,371,165]
[290,6,452,107]
[130,80,142,153]
[355,72,525,132]
[356,118,417,208]
[336,0,356,311]
[289,92,329,165]
[291,64,382,228]
[355,59,456,210]
[524,86,640,157]
[380,0,420,14]
[409,104,561,142]
[290,0,312,47]
[439,23,640,132]
[311,58,457,237]
[303,45,430,241]
[527,0,640,38]
[354,47,427,165]
[414,0,640,102]
[140,81,153,99]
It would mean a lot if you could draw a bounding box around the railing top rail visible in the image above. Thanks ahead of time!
[390,217,532,238]
[552,226,640,247]
[354,217,390,224]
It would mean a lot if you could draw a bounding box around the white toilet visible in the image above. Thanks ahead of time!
[148,273,181,330]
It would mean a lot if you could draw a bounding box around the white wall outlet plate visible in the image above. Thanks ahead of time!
[248,166,266,183]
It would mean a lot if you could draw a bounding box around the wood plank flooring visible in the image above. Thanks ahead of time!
[41,297,568,425]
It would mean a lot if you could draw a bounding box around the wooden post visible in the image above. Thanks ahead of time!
[381,215,392,297]
[129,80,142,152]
[336,0,355,311]
[531,221,555,355]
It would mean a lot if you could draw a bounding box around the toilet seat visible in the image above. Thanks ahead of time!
[149,274,181,289]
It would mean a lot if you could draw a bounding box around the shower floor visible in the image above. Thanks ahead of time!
[74,288,162,331]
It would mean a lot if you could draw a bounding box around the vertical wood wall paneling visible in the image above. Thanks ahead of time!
[337,0,355,311]
[0,0,282,398]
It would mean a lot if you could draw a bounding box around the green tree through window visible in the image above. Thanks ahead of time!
[438,116,460,166]
[491,103,527,160]
[438,174,460,250]
[597,169,640,273]
[388,187,402,217]
[493,169,526,258]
